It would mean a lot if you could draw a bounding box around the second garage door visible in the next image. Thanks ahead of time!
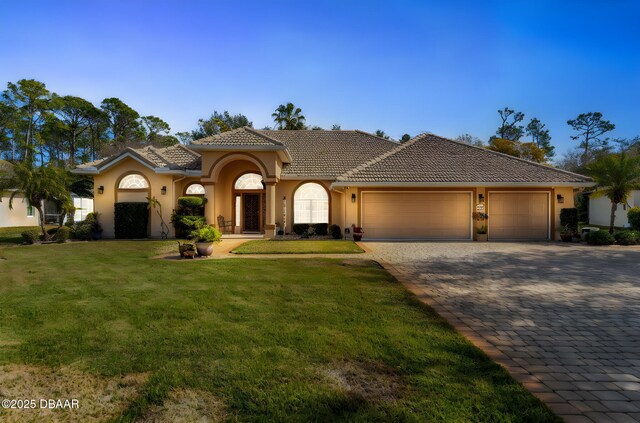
[488,192,550,240]
[361,192,472,239]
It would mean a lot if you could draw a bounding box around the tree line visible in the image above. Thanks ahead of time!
[456,107,639,172]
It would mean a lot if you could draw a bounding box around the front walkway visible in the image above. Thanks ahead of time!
[364,242,640,423]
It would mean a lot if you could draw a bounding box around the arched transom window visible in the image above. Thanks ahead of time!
[234,173,263,190]
[294,182,329,224]
[185,183,205,195]
[118,174,149,189]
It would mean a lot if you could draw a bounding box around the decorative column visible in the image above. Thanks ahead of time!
[204,183,216,228]
[264,182,277,238]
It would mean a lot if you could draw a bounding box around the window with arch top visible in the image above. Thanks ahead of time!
[294,182,329,224]
[118,174,149,189]
[185,183,205,195]
[234,173,263,190]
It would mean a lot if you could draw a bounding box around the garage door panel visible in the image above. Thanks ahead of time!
[489,192,549,240]
[362,192,471,239]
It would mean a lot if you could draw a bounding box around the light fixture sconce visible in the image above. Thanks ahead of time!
[161,186,167,195]
[478,194,485,203]
[351,193,357,203]
[97,185,104,194]
[557,194,564,204]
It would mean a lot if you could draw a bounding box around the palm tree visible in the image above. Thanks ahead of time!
[588,152,640,233]
[272,103,306,130]
[0,162,72,240]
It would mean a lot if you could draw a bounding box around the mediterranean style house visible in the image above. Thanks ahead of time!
[72,128,593,240]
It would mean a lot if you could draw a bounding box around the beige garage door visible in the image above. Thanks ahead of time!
[488,192,550,240]
[361,192,472,239]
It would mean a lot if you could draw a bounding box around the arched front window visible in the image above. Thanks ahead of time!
[234,173,263,190]
[294,182,329,224]
[185,183,205,195]
[118,174,149,189]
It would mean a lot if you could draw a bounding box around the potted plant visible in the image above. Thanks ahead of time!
[472,212,489,241]
[190,225,222,257]
[476,225,488,242]
[351,224,364,242]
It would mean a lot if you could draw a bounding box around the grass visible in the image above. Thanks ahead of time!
[0,241,558,422]
[232,240,364,254]
[0,225,56,244]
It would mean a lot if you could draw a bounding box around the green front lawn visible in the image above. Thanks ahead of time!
[233,240,364,254]
[0,241,557,422]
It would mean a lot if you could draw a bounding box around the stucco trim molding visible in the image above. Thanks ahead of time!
[331,181,595,189]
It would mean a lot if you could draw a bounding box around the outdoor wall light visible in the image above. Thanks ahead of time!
[557,194,564,204]
[97,185,104,194]
[161,186,167,195]
[351,193,356,203]
[478,194,485,203]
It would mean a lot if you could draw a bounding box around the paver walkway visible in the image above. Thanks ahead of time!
[364,242,640,423]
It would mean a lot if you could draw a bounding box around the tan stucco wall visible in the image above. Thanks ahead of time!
[93,158,175,238]
[0,194,38,227]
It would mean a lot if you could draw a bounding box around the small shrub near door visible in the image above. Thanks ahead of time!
[585,230,615,245]
[560,208,579,233]
[171,196,207,238]
[293,224,309,235]
[114,202,149,239]
[312,223,329,236]
[329,224,342,239]
[627,207,640,231]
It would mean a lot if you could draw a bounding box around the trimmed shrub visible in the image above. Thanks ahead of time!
[21,230,40,244]
[54,226,71,243]
[73,224,93,241]
[585,230,615,246]
[329,224,342,239]
[171,213,206,238]
[614,230,640,246]
[177,196,206,216]
[191,225,222,243]
[560,208,579,233]
[628,207,640,231]
[312,223,329,236]
[293,224,309,236]
[114,202,149,239]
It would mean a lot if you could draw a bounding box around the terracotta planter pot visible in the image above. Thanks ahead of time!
[353,233,363,242]
[196,242,214,257]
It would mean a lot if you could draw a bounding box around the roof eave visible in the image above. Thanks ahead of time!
[331,181,595,188]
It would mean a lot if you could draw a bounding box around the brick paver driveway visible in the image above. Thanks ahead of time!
[364,242,640,423]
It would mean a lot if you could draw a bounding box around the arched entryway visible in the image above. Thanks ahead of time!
[233,172,265,233]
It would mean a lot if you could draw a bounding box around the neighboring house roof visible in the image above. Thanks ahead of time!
[74,144,201,174]
[335,133,593,185]
[73,129,593,186]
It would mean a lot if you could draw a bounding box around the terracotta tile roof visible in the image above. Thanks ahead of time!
[336,133,592,184]
[257,130,398,177]
[75,144,200,172]
[191,127,285,147]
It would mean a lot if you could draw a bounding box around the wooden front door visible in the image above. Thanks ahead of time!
[243,193,261,232]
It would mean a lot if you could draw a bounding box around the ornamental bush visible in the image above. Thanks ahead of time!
[627,207,640,231]
[329,224,342,239]
[171,213,206,238]
[21,230,40,244]
[312,223,329,236]
[614,230,640,246]
[293,224,309,235]
[54,226,71,243]
[177,196,206,216]
[585,230,615,245]
[114,202,149,239]
[560,208,579,233]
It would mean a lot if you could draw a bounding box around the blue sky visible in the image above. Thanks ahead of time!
[0,0,638,157]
